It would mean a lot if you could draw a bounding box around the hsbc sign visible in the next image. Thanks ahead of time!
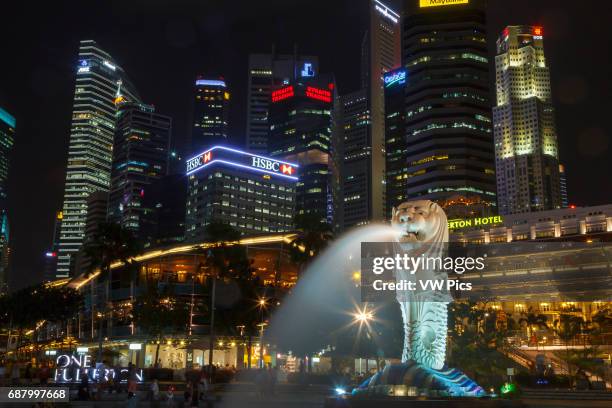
[251,157,295,176]
[186,146,298,180]
[186,151,213,172]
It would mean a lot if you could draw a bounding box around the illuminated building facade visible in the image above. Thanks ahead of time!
[0,106,14,293]
[268,77,335,224]
[73,191,109,274]
[191,77,229,155]
[384,68,407,218]
[402,0,496,212]
[340,0,401,229]
[450,204,612,244]
[107,102,172,235]
[57,40,141,278]
[493,26,562,215]
[60,233,299,368]
[339,90,370,228]
[245,52,318,154]
[559,164,568,208]
[185,146,297,239]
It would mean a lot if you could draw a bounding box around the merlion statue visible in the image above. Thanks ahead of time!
[391,200,451,370]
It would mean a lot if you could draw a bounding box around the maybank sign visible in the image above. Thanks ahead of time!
[186,146,298,181]
[420,0,469,7]
[448,215,503,230]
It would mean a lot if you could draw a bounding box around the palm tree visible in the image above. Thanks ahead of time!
[82,222,142,361]
[131,283,189,366]
[200,222,256,372]
[289,214,333,273]
[519,307,549,344]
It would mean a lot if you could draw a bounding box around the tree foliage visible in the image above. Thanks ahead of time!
[289,214,333,269]
[0,284,83,330]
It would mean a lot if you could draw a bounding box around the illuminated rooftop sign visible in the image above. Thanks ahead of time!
[384,69,406,88]
[186,146,299,181]
[272,86,294,102]
[305,86,331,103]
[300,62,315,77]
[374,0,399,23]
[420,0,469,7]
[195,79,226,88]
[448,215,503,230]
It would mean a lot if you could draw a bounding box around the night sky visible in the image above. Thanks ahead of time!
[1,0,610,289]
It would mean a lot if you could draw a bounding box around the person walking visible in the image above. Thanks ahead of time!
[150,378,160,408]
[10,360,20,385]
[38,361,50,385]
[78,368,90,401]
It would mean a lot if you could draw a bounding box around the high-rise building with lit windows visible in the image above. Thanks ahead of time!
[245,52,318,154]
[185,146,297,239]
[339,0,401,230]
[493,25,562,215]
[339,90,370,228]
[107,102,172,236]
[57,40,141,277]
[384,68,408,218]
[191,76,229,155]
[268,76,336,224]
[401,0,496,215]
[0,106,14,293]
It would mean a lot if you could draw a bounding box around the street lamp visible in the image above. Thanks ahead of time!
[353,306,374,324]
[257,298,267,368]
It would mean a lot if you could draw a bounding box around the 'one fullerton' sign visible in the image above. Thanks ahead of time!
[54,354,144,383]
[420,0,469,7]
[448,215,503,230]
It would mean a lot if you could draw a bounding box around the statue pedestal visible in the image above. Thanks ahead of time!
[352,361,486,398]
[324,396,524,408]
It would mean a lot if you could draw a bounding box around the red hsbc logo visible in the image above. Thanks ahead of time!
[281,164,294,175]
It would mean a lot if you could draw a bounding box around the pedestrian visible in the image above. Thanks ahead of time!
[38,361,50,385]
[127,364,138,400]
[10,360,20,385]
[150,378,160,408]
[78,368,90,401]
[198,373,209,401]
[165,385,175,408]
[268,365,277,396]
[183,382,192,406]
[24,362,32,384]
[0,360,5,387]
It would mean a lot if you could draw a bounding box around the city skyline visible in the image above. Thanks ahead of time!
[1,0,611,289]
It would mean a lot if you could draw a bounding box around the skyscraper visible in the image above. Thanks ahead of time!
[185,146,297,239]
[0,106,15,293]
[493,25,562,214]
[339,90,370,228]
[245,52,318,154]
[191,76,229,155]
[401,0,496,216]
[268,76,336,224]
[107,102,172,236]
[340,0,401,229]
[56,40,141,278]
[383,68,408,218]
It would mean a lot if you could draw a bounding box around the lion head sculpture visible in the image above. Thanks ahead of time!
[391,200,449,244]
